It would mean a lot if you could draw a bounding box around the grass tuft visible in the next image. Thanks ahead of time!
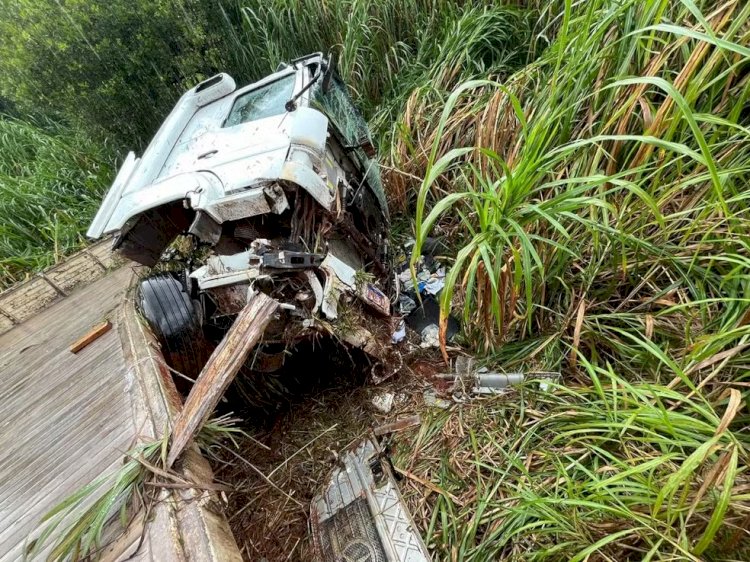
[27,416,241,561]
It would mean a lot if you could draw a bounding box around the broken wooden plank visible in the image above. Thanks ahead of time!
[69,320,112,353]
[168,291,278,467]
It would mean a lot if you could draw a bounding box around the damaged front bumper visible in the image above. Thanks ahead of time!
[87,155,336,241]
[190,242,390,320]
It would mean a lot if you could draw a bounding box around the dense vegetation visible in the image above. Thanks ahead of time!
[0,118,111,286]
[400,0,750,557]
[0,0,534,287]
[3,0,750,560]
[414,1,750,362]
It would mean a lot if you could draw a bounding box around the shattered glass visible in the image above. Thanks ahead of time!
[313,76,370,147]
[224,74,295,127]
[311,78,388,216]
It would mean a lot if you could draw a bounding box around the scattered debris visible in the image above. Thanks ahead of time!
[340,322,403,385]
[168,291,279,467]
[439,356,560,399]
[341,325,383,357]
[391,319,406,343]
[422,267,445,296]
[472,372,525,394]
[454,355,474,374]
[69,320,112,353]
[403,295,459,348]
[373,415,421,436]
[398,293,417,316]
[423,389,451,409]
[371,391,396,414]
[419,324,440,349]
[397,264,445,296]
[395,239,460,348]
[311,438,430,562]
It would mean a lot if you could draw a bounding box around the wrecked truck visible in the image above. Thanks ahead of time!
[87,53,392,380]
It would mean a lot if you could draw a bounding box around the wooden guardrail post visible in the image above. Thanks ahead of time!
[38,272,67,297]
[83,247,108,271]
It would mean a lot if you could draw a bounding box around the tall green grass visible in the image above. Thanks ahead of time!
[0,117,112,288]
[222,0,535,137]
[412,0,750,370]
[402,0,750,558]
[395,365,748,560]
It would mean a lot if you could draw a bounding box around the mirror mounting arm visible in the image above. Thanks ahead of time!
[285,63,325,112]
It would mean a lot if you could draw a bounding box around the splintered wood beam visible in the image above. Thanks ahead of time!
[167,291,278,467]
[69,320,112,353]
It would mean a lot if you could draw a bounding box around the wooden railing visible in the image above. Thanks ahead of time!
[0,239,122,334]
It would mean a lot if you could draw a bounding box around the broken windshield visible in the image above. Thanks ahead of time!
[224,74,296,127]
[311,77,388,216]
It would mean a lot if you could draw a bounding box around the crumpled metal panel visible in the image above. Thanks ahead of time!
[311,439,431,562]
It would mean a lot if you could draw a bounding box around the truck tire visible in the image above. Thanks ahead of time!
[138,274,209,383]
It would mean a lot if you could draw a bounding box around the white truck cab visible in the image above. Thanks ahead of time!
[89,53,387,267]
[88,54,392,380]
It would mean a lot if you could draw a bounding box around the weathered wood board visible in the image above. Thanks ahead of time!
[0,267,134,562]
[0,261,243,562]
[0,239,120,335]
